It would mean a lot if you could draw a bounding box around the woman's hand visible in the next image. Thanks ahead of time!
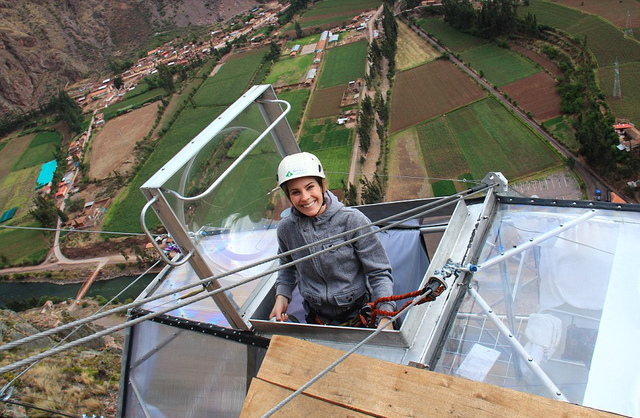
[377,317,393,330]
[269,295,290,321]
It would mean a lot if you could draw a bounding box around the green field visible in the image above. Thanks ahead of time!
[0,223,51,266]
[102,88,165,120]
[417,98,560,183]
[521,1,640,66]
[597,61,640,125]
[298,117,353,187]
[317,41,368,89]
[460,44,541,87]
[264,54,314,86]
[416,17,486,52]
[194,48,267,107]
[543,115,580,153]
[12,131,62,171]
[0,166,40,218]
[277,89,311,132]
[284,34,321,51]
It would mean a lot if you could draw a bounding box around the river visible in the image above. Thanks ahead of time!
[0,274,156,309]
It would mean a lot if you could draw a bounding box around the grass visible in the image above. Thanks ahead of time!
[12,131,62,171]
[317,41,368,89]
[417,98,560,183]
[264,54,314,86]
[416,17,486,52]
[0,166,40,218]
[460,44,541,87]
[597,61,640,125]
[276,89,311,132]
[543,115,580,153]
[0,135,32,178]
[520,1,640,66]
[0,223,51,266]
[194,48,268,107]
[102,88,165,120]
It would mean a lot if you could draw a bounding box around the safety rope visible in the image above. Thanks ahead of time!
[367,276,447,327]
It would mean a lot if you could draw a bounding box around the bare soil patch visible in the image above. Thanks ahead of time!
[510,44,562,78]
[386,127,432,201]
[308,85,344,119]
[88,102,159,179]
[390,60,485,133]
[502,72,561,122]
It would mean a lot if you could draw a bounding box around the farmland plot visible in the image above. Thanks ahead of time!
[265,54,314,86]
[520,1,640,66]
[276,89,311,132]
[317,41,368,89]
[0,135,32,178]
[501,72,561,122]
[597,61,640,125]
[390,59,485,133]
[396,20,440,71]
[299,0,380,30]
[307,86,344,119]
[12,131,62,171]
[460,44,540,87]
[299,118,353,187]
[416,17,485,52]
[551,0,640,29]
[387,127,432,201]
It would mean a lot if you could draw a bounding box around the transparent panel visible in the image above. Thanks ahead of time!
[435,204,640,417]
[124,321,266,417]
[146,94,292,323]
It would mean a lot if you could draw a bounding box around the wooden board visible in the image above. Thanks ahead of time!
[241,335,615,417]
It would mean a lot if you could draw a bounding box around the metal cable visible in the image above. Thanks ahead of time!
[0,184,492,372]
[0,224,148,236]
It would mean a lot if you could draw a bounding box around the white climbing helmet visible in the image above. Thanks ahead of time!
[276,152,325,187]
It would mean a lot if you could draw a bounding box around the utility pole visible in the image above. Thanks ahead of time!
[625,10,634,38]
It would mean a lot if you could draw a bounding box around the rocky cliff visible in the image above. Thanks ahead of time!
[0,0,256,115]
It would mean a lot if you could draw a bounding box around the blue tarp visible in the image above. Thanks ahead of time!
[0,207,17,223]
[35,160,57,189]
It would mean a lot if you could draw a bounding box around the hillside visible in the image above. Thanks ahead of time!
[0,0,257,115]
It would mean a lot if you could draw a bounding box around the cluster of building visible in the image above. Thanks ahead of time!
[613,121,640,151]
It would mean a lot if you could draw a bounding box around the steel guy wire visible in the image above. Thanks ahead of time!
[0,259,162,395]
[0,183,491,357]
[0,224,149,236]
[0,184,492,372]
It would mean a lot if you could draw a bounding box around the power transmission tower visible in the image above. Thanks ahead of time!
[626,10,634,37]
[613,57,622,99]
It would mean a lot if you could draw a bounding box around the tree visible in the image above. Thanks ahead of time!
[30,196,65,228]
[113,76,124,89]
[295,21,303,39]
[156,64,175,93]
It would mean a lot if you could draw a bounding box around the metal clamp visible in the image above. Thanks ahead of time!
[165,98,291,202]
[140,196,193,266]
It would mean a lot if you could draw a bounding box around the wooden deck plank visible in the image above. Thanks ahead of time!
[243,335,614,417]
[240,378,373,417]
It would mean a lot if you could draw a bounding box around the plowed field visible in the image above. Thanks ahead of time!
[501,72,561,122]
[510,44,562,78]
[307,85,344,120]
[390,59,485,133]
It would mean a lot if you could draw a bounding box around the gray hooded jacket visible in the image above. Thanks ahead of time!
[275,191,395,319]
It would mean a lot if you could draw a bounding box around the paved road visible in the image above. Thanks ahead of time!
[404,18,621,202]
